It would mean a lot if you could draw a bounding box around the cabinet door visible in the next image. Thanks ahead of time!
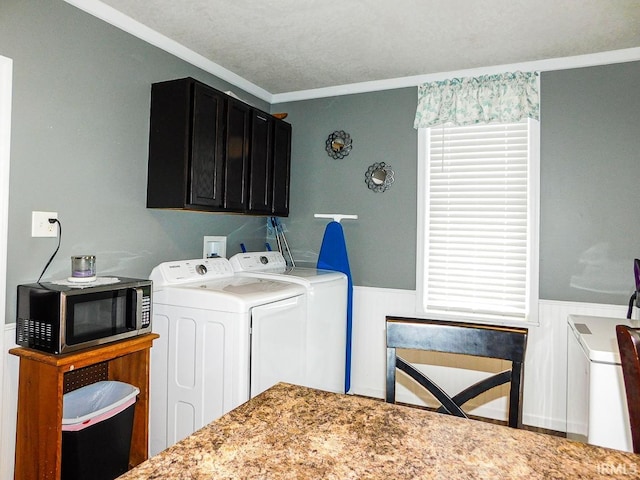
[272,119,292,216]
[189,83,225,208]
[147,78,192,209]
[248,111,274,214]
[224,98,251,211]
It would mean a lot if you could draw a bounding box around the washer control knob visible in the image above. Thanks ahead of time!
[196,264,208,275]
[260,256,269,264]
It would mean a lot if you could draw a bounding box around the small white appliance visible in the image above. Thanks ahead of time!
[566,314,639,452]
[229,251,347,393]
[148,257,306,455]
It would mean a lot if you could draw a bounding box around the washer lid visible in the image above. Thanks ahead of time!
[568,314,640,364]
[154,276,306,312]
[178,275,305,295]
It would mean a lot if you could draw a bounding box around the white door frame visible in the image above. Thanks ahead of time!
[0,54,13,479]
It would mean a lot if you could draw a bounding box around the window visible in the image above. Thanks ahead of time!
[416,119,539,324]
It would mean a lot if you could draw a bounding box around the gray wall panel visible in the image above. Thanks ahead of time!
[3,0,639,322]
[540,63,640,305]
[277,62,640,305]
[1,0,267,323]
[274,89,418,289]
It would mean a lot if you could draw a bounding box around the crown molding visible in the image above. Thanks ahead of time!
[64,1,640,105]
[271,47,640,104]
[64,0,274,103]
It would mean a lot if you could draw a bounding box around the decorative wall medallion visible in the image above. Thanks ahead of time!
[325,130,353,159]
[365,162,395,193]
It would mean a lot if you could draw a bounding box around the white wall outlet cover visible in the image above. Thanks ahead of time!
[31,211,58,237]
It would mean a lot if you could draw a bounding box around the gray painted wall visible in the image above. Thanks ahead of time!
[276,61,640,305]
[540,63,640,305]
[273,89,418,289]
[1,0,269,323]
[3,0,639,324]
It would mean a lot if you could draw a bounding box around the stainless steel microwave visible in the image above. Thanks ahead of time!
[16,277,152,354]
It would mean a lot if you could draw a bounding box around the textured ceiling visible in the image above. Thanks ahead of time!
[89,0,640,95]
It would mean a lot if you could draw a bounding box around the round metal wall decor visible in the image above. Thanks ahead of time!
[365,162,395,193]
[325,130,353,159]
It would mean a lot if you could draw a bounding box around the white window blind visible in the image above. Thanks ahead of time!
[424,120,531,321]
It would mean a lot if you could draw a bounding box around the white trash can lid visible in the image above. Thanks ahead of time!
[62,380,140,426]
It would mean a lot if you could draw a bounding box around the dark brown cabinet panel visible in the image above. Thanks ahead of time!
[248,111,274,214]
[190,83,225,208]
[147,78,225,210]
[147,77,291,216]
[272,119,292,217]
[224,98,251,212]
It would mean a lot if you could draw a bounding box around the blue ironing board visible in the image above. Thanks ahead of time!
[317,221,353,393]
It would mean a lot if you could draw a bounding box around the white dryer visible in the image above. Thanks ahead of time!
[229,251,347,394]
[566,314,638,452]
[148,257,306,455]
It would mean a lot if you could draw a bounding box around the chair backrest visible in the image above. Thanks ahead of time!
[385,316,528,428]
[615,324,640,453]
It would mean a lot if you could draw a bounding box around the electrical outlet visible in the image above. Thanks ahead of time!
[32,211,58,237]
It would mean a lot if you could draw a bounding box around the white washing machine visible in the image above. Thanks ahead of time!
[148,257,307,455]
[230,251,347,394]
[566,314,639,452]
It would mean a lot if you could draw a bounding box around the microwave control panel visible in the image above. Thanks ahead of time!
[141,288,151,328]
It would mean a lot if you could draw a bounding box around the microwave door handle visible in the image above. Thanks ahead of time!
[134,287,144,330]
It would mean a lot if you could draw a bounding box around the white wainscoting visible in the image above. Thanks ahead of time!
[0,290,630,478]
[0,54,13,480]
[350,286,628,432]
[1,325,17,480]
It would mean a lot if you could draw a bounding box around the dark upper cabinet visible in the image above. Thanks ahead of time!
[147,78,225,210]
[248,111,274,214]
[190,83,225,208]
[271,119,292,217]
[223,98,251,212]
[146,77,291,216]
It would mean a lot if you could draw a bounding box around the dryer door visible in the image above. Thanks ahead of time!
[250,294,307,396]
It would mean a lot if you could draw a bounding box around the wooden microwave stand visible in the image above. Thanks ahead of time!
[9,333,158,480]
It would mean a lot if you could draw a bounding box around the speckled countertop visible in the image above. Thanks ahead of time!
[119,383,640,479]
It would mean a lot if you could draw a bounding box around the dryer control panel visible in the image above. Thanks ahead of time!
[229,251,287,273]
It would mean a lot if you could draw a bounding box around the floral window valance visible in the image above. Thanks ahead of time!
[414,71,540,129]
